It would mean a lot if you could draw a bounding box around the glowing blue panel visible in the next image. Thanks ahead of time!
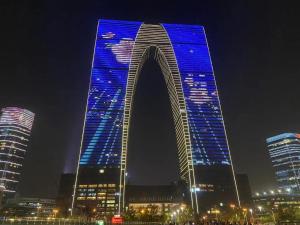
[80,20,231,167]
[80,20,142,166]
[163,23,230,165]
[162,24,207,44]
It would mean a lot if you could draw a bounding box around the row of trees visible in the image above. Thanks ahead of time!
[202,205,300,224]
[255,205,300,223]
[124,205,167,222]
[123,204,194,223]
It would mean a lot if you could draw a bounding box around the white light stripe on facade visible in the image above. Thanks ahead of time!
[0,145,26,152]
[202,28,241,207]
[0,178,19,183]
[0,140,27,147]
[0,153,24,159]
[0,170,20,175]
[71,21,100,216]
[0,161,22,166]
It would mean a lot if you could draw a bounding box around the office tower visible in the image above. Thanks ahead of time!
[0,107,35,200]
[73,19,239,216]
[267,133,300,192]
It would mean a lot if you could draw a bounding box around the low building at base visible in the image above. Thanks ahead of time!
[1,197,56,217]
[125,184,187,216]
[253,191,300,208]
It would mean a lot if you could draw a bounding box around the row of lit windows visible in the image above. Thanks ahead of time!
[77,197,117,203]
[78,183,116,188]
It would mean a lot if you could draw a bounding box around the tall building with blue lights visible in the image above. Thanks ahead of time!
[73,19,239,215]
[267,133,300,193]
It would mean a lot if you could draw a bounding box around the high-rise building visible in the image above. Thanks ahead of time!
[73,19,239,216]
[0,107,35,200]
[267,133,300,192]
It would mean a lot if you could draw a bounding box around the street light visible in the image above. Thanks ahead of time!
[37,204,42,217]
[214,209,220,220]
[249,208,253,220]
[172,212,177,225]
[258,206,263,212]
[53,209,59,218]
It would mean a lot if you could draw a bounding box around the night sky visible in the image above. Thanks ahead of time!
[1,0,300,198]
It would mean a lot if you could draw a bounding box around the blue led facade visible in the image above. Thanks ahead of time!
[163,24,230,165]
[79,19,230,167]
[80,20,142,166]
[75,19,239,215]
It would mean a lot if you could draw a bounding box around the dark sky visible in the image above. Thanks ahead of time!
[127,58,180,185]
[1,0,300,198]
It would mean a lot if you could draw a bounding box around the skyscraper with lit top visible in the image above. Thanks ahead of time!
[267,133,300,192]
[0,107,35,200]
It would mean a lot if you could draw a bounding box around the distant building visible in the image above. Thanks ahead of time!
[56,173,75,217]
[0,107,35,200]
[2,197,55,217]
[253,192,300,208]
[266,133,300,192]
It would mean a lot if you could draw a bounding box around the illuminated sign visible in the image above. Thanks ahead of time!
[112,215,123,224]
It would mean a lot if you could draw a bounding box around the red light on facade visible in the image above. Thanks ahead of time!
[112,215,123,224]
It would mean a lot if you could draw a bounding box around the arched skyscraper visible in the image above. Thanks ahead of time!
[73,19,239,215]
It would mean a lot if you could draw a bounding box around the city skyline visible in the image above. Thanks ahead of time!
[2,1,300,199]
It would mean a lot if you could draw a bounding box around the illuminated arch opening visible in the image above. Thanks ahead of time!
[126,54,180,185]
[119,24,198,213]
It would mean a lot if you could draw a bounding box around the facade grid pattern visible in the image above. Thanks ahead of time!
[75,19,238,214]
[0,107,34,196]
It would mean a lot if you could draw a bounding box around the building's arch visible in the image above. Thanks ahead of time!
[73,19,240,217]
[120,23,198,213]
